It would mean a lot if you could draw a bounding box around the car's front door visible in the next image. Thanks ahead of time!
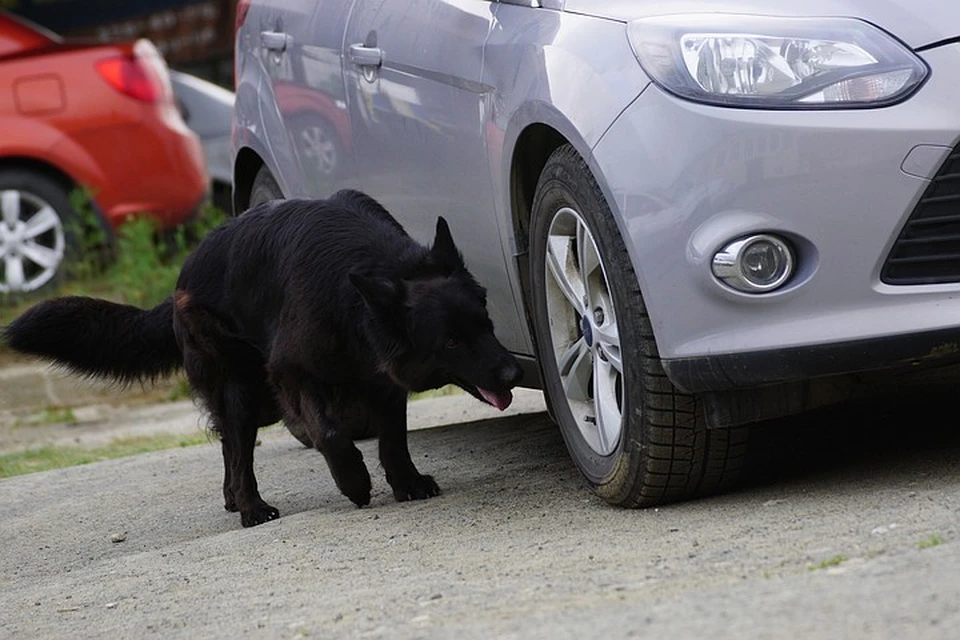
[341,0,528,353]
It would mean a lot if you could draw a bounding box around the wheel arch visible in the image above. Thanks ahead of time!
[231,65,300,215]
[508,123,568,319]
[0,154,112,233]
[506,107,654,352]
[505,113,626,332]
[0,155,76,194]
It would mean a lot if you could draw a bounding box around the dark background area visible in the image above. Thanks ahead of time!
[3,0,236,87]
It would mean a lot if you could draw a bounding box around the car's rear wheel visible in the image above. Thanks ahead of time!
[0,170,82,295]
[248,165,284,210]
[246,165,316,448]
[529,144,747,507]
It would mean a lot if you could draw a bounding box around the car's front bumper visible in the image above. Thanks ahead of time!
[592,42,960,392]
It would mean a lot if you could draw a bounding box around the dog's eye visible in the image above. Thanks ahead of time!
[445,338,460,349]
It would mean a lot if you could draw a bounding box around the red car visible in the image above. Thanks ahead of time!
[0,11,207,293]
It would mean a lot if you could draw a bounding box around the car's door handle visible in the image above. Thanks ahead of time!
[260,31,290,53]
[348,43,383,68]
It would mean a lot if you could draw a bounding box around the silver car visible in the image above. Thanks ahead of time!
[232,0,960,506]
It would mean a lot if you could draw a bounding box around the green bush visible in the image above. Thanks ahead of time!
[81,196,226,308]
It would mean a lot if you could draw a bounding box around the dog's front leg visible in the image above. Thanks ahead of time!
[377,386,441,502]
[284,379,372,507]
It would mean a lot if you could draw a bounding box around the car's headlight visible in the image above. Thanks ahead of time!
[628,14,929,109]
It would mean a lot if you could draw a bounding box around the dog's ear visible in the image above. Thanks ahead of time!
[349,272,403,314]
[431,216,465,272]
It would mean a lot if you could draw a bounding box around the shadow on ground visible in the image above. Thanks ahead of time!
[416,385,960,509]
[740,385,960,493]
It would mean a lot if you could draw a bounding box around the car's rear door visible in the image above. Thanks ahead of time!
[256,0,354,197]
[341,0,529,353]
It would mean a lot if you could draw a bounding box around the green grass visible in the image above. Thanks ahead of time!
[919,535,945,550]
[166,376,192,402]
[0,433,212,479]
[0,193,226,333]
[410,385,463,401]
[809,555,847,571]
[14,407,77,428]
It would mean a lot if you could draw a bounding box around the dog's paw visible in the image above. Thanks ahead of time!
[240,503,280,527]
[224,491,238,512]
[392,474,441,502]
[336,465,372,508]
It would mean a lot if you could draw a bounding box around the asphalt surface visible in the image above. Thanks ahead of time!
[1,389,959,639]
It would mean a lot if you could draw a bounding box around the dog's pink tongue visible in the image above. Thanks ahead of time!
[479,388,513,411]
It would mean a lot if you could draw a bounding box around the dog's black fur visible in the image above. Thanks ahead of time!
[3,190,523,527]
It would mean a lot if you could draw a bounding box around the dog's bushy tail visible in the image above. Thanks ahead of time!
[2,296,182,386]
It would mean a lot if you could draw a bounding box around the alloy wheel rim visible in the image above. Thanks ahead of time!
[543,206,623,456]
[0,189,65,293]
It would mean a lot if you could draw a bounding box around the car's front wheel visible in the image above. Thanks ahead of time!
[529,144,747,507]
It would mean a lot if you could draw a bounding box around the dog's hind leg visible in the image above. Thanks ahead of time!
[217,388,280,514]
[175,294,280,527]
[374,384,441,502]
[218,377,279,527]
[182,340,279,527]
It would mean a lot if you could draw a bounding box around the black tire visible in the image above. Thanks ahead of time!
[528,144,747,507]
[0,169,102,296]
[248,165,284,209]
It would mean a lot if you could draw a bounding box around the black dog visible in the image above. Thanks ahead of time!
[4,190,523,527]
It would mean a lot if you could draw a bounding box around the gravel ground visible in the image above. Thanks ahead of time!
[1,387,959,638]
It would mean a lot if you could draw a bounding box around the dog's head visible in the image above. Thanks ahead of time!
[350,217,523,410]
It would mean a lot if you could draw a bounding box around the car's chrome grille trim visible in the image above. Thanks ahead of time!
[881,144,960,285]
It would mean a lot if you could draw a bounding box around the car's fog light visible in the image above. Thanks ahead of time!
[712,234,794,293]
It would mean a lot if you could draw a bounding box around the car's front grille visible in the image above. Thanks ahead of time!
[881,146,960,285]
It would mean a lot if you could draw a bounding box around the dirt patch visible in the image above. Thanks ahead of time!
[0,348,34,368]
